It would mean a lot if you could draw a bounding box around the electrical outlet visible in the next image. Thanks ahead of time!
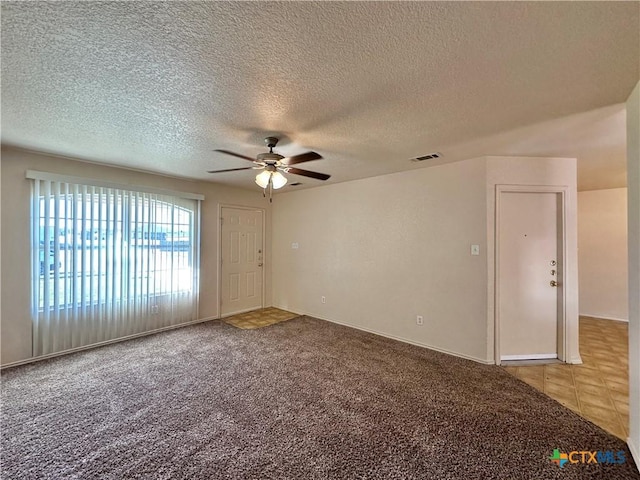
[416,315,423,326]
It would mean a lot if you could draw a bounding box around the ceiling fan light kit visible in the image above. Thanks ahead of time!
[255,169,287,189]
[208,137,330,202]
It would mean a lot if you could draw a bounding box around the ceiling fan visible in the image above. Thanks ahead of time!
[208,137,330,201]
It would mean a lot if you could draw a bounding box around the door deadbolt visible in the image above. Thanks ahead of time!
[551,269,556,276]
[550,260,557,266]
[550,280,558,287]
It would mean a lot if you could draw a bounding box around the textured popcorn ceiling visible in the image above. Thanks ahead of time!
[1,1,638,190]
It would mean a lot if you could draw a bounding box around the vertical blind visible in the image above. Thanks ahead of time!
[28,172,202,357]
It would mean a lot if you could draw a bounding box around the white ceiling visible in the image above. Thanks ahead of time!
[1,2,638,191]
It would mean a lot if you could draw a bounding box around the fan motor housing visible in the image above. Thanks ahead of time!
[257,152,284,163]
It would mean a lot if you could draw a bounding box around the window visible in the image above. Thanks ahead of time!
[28,171,202,356]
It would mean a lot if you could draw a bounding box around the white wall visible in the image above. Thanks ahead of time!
[273,158,490,363]
[485,156,580,364]
[578,188,628,321]
[626,81,640,464]
[0,147,272,366]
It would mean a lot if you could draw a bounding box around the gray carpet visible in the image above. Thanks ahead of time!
[1,316,638,479]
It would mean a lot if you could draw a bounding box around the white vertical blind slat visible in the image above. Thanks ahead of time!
[52,181,61,353]
[170,200,175,323]
[144,192,152,333]
[105,188,113,341]
[128,192,134,336]
[88,185,95,345]
[97,186,104,343]
[31,180,41,356]
[42,181,51,355]
[136,192,142,334]
[71,184,80,349]
[63,183,71,351]
[193,201,201,319]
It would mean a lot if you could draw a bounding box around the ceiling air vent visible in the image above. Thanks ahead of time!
[412,152,442,162]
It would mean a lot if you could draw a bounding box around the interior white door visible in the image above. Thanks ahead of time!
[220,207,264,317]
[499,191,560,361]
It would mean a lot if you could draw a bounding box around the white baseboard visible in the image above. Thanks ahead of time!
[569,355,583,365]
[300,312,494,365]
[580,313,629,322]
[0,315,220,370]
[501,354,557,361]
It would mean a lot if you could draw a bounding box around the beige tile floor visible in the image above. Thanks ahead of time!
[223,307,299,330]
[503,317,629,439]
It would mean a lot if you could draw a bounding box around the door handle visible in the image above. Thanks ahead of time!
[258,263,263,267]
[550,280,558,287]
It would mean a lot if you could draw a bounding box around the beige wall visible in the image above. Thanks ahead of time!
[485,156,580,364]
[0,147,272,365]
[273,158,490,363]
[626,81,639,463]
[578,188,628,321]
[272,155,579,365]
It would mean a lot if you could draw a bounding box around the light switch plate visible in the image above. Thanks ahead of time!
[471,244,480,256]
[292,242,299,249]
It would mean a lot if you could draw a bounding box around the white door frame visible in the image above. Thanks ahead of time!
[218,204,266,318]
[494,184,569,365]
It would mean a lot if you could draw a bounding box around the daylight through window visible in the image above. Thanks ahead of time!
[29,172,201,356]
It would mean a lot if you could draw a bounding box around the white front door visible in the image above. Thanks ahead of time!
[220,207,264,317]
[499,191,561,361]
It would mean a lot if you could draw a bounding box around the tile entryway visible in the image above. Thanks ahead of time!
[222,307,299,330]
[503,317,629,440]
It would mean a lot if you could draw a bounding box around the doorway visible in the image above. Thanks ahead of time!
[495,186,568,364]
[220,206,265,317]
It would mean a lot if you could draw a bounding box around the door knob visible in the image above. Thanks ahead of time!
[258,263,263,267]
[550,280,558,287]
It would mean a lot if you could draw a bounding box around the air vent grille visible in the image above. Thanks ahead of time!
[290,182,303,186]
[412,152,442,162]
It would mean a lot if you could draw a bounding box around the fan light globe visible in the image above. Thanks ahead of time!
[255,170,271,188]
[271,171,288,189]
